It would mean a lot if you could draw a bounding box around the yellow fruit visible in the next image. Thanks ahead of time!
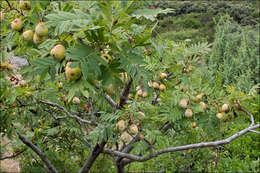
[221,104,229,112]
[185,108,193,117]
[72,97,80,104]
[101,53,112,63]
[160,72,167,79]
[11,18,23,31]
[137,89,143,96]
[33,33,45,44]
[35,22,48,36]
[152,82,159,89]
[159,84,166,91]
[129,124,138,135]
[179,98,188,108]
[120,131,133,143]
[20,0,31,10]
[65,67,81,81]
[0,61,9,69]
[216,112,224,119]
[191,122,197,128]
[22,30,34,41]
[7,64,14,71]
[137,111,145,120]
[116,120,126,132]
[136,85,142,91]
[51,44,66,61]
[200,102,207,111]
[195,93,203,101]
[142,91,148,98]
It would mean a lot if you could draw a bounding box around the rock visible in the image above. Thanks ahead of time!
[7,54,29,72]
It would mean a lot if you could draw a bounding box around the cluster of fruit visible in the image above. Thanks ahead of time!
[0,61,14,71]
[8,1,84,82]
[115,119,139,149]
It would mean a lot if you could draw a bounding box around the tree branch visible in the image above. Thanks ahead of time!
[0,148,27,160]
[78,140,106,173]
[18,134,58,173]
[119,77,133,108]
[39,100,97,126]
[103,124,260,162]
[5,0,23,15]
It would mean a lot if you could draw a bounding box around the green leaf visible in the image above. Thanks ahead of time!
[46,128,59,136]
[45,11,93,35]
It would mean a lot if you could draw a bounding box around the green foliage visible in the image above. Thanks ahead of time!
[0,1,259,173]
[205,15,260,93]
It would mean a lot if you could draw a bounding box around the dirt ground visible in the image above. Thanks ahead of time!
[0,136,20,173]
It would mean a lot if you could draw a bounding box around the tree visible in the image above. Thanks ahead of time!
[0,1,259,172]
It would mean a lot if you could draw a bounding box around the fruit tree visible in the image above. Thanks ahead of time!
[0,1,259,172]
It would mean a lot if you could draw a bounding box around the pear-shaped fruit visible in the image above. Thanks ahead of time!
[160,73,167,79]
[20,0,31,10]
[35,22,48,36]
[116,120,126,132]
[0,61,9,69]
[7,64,14,71]
[152,82,159,89]
[191,122,197,128]
[142,91,148,98]
[200,102,207,111]
[72,97,80,104]
[185,109,193,117]
[179,98,188,108]
[33,33,45,44]
[137,89,143,96]
[22,30,34,41]
[216,112,224,119]
[51,44,66,61]
[221,104,229,112]
[129,124,138,135]
[195,93,203,101]
[120,131,133,143]
[11,18,23,31]
[65,67,81,81]
[159,84,166,91]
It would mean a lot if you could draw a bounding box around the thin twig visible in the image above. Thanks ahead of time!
[0,148,27,160]
[39,100,96,126]
[18,134,58,173]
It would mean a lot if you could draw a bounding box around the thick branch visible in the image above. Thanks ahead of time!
[18,134,58,173]
[104,94,120,109]
[103,124,259,162]
[119,77,133,108]
[0,148,27,160]
[39,100,96,126]
[78,140,106,173]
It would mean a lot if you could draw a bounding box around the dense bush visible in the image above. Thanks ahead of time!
[153,1,259,26]
[205,15,260,93]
